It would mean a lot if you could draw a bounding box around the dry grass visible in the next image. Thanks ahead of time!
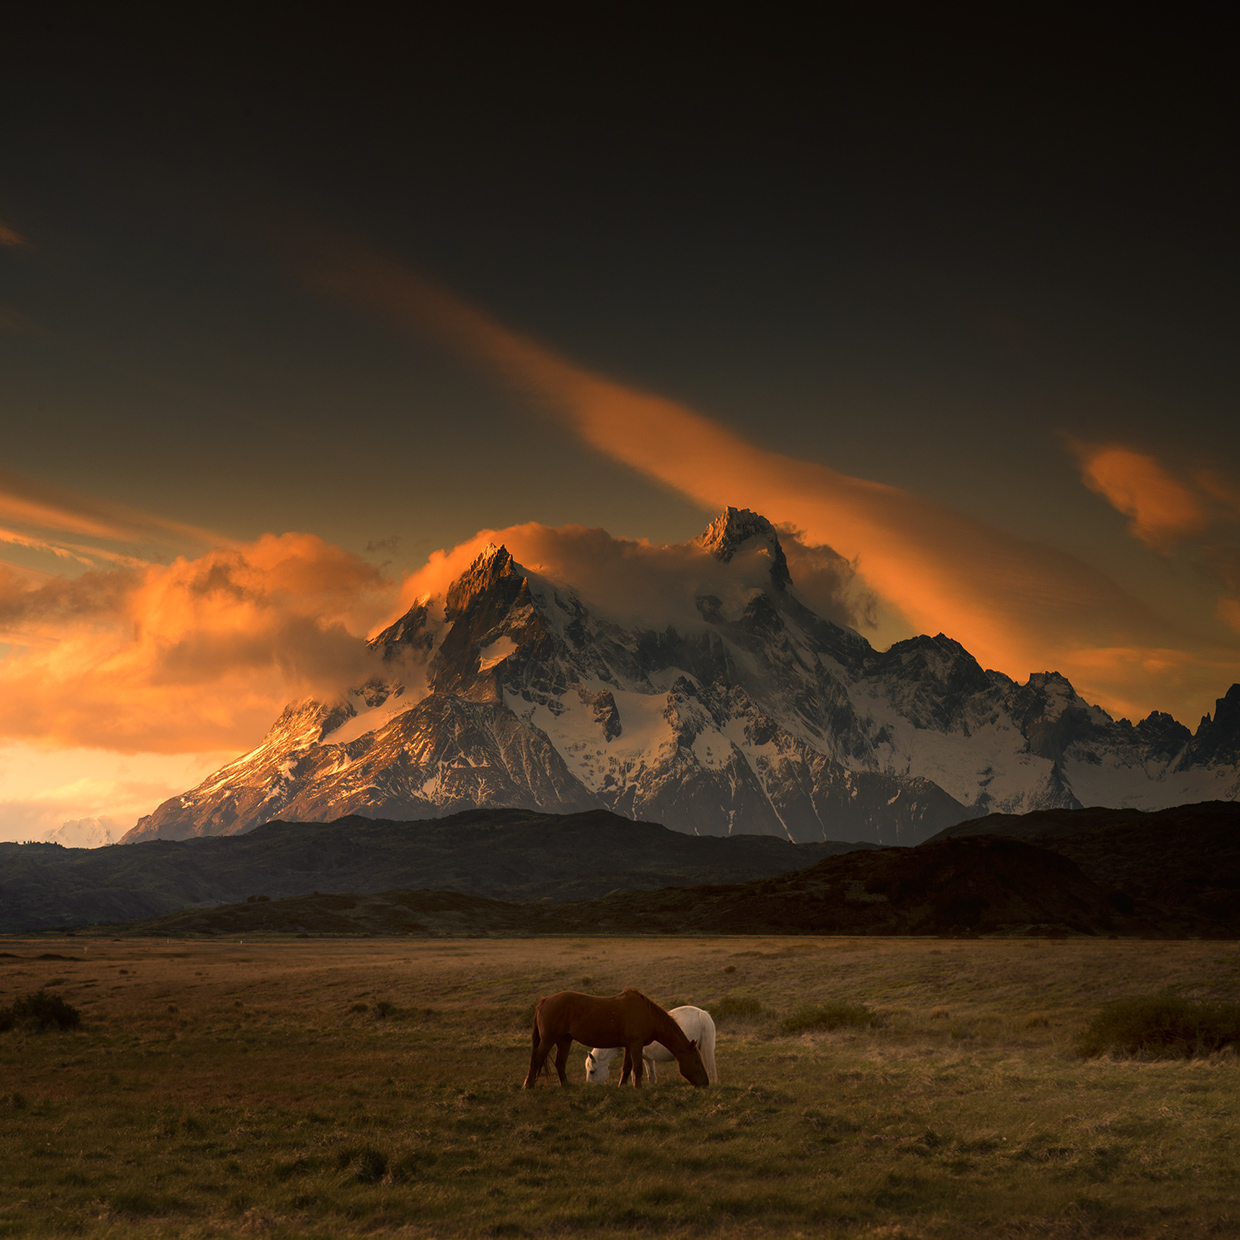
[1,934,1238,1238]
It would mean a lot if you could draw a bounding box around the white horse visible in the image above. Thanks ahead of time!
[585,1005,717,1085]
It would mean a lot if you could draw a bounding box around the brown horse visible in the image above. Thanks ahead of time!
[523,988,710,1088]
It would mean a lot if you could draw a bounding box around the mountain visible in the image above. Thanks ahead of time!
[0,808,873,934]
[101,835,1141,940]
[927,799,1240,936]
[122,508,1240,846]
[44,817,122,848]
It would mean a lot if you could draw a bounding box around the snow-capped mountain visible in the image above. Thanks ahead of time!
[122,509,1240,846]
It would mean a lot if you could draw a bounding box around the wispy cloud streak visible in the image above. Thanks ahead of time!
[0,468,225,572]
[295,235,1240,720]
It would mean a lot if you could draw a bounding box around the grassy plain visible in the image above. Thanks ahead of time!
[1,934,1238,1238]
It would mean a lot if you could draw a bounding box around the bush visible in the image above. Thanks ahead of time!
[708,994,762,1023]
[1076,994,1240,1059]
[0,989,82,1033]
[781,1002,878,1035]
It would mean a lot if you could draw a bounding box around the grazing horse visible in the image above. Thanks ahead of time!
[523,988,709,1089]
[585,1005,717,1085]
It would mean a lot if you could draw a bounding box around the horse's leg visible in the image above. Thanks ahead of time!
[628,1042,646,1088]
[643,1052,657,1084]
[553,1037,571,1085]
[620,1048,633,1086]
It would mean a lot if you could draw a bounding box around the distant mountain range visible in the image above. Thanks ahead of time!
[7,802,1238,939]
[123,508,1240,846]
[90,801,1240,940]
[0,808,869,934]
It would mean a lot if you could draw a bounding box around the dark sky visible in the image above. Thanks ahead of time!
[4,14,1233,554]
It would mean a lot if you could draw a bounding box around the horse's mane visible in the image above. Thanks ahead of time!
[622,988,692,1054]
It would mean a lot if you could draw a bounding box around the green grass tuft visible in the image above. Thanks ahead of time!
[1076,993,1240,1059]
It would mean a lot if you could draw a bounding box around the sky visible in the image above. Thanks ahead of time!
[0,14,1237,841]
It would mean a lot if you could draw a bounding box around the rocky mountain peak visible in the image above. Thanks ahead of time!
[693,507,792,589]
[122,516,1240,848]
[446,543,518,618]
[1183,683,1240,767]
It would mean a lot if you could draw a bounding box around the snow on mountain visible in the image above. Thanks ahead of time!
[45,817,122,848]
[122,509,1240,846]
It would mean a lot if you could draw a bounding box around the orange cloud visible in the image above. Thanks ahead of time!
[0,525,152,568]
[1068,440,1211,546]
[0,534,395,752]
[299,240,1203,690]
[0,219,25,247]
[389,521,867,637]
[0,467,223,552]
[287,234,1240,722]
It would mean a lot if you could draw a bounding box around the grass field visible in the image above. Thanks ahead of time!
[1,934,1238,1238]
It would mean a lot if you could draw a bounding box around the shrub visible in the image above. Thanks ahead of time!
[708,994,762,1023]
[781,1002,878,1035]
[1076,994,1240,1059]
[0,989,82,1033]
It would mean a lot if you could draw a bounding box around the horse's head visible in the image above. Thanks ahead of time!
[677,1037,710,1088]
[584,1052,610,1084]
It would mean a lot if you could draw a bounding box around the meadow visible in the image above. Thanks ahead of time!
[1,934,1237,1238]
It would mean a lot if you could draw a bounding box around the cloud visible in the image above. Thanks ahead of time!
[290,235,1240,721]
[1067,442,1240,645]
[0,467,222,555]
[1067,440,1211,547]
[390,520,869,636]
[0,219,26,248]
[0,533,395,751]
[0,525,152,568]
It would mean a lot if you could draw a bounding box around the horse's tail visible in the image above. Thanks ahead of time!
[530,1000,554,1081]
[699,1008,718,1084]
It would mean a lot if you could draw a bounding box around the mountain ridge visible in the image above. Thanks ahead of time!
[122,508,1240,845]
[0,808,874,934]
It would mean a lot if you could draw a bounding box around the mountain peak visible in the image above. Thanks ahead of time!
[446,543,519,618]
[694,507,792,589]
